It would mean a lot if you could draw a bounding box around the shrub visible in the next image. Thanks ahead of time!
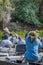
[14,0,42,26]
[0,31,3,40]
[0,30,43,40]
[35,30,43,37]
[9,22,19,31]
[11,30,27,38]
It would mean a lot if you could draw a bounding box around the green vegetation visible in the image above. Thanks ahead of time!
[0,0,43,29]
[0,30,43,40]
[9,22,19,31]
[10,0,43,27]
[0,31,3,40]
[9,30,43,38]
[11,30,27,38]
[35,30,43,37]
[39,0,43,24]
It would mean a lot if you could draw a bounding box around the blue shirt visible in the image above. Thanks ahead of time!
[17,39,26,45]
[24,36,43,61]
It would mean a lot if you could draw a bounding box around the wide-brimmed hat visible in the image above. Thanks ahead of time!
[29,31,38,38]
[3,27,10,34]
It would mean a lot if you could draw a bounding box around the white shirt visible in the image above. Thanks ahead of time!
[0,39,13,47]
[13,37,19,44]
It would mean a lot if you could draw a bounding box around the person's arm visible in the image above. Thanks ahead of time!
[25,36,29,44]
[38,39,43,48]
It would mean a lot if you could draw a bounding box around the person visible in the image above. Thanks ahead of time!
[0,34,13,47]
[2,27,10,39]
[40,37,43,47]
[25,31,29,38]
[24,31,43,65]
[17,36,26,44]
[8,34,13,43]
[12,34,19,44]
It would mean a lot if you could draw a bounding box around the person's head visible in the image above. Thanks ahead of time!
[29,31,37,42]
[14,34,18,39]
[18,36,21,40]
[2,34,8,40]
[9,34,12,36]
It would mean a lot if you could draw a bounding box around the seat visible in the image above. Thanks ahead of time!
[16,44,26,55]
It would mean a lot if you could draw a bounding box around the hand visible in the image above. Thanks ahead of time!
[20,55,25,63]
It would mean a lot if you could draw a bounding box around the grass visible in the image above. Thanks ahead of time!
[11,30,27,38]
[0,30,43,40]
[35,30,43,37]
[0,31,3,40]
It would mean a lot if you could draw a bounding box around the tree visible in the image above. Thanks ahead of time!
[0,0,11,29]
[39,0,43,24]
[11,0,42,27]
